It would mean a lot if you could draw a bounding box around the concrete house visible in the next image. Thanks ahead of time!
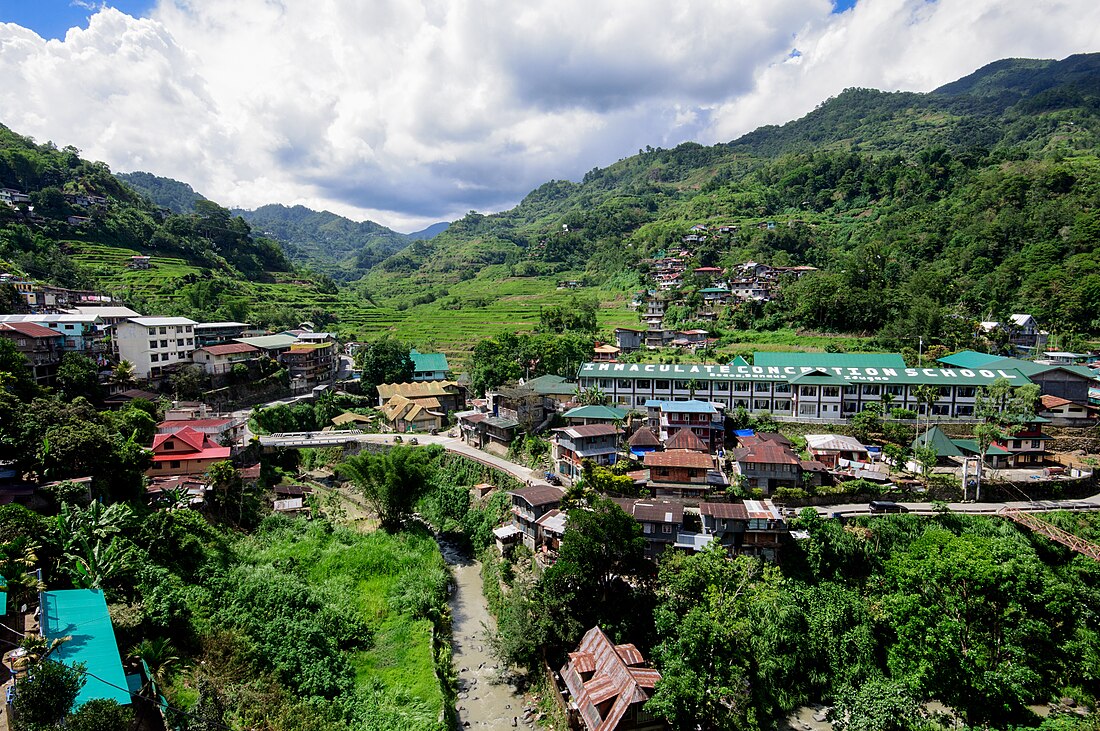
[115,316,197,379]
[552,424,620,481]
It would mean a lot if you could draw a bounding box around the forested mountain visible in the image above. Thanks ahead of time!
[115,170,207,214]
[235,203,416,280]
[367,53,1100,346]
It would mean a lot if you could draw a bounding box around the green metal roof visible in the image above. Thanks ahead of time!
[562,405,628,421]
[912,426,963,457]
[754,352,907,369]
[940,351,1097,380]
[410,349,449,373]
[699,287,730,294]
[525,374,577,396]
[952,439,1011,456]
[938,350,1003,368]
[235,334,298,350]
[730,356,750,367]
[41,589,131,708]
[0,576,5,614]
[788,370,849,386]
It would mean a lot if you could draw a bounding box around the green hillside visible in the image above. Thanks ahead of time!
[235,203,414,280]
[116,170,207,214]
[364,52,1100,353]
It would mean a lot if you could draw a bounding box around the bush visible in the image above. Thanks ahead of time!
[773,487,809,501]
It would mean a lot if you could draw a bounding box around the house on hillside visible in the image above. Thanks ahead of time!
[729,440,801,494]
[551,424,620,481]
[560,626,666,731]
[115,316,198,379]
[0,321,64,384]
[646,400,723,452]
[156,417,245,445]
[193,321,253,346]
[508,484,566,551]
[805,434,870,469]
[191,342,260,376]
[380,394,444,433]
[376,381,464,412]
[643,449,717,498]
[613,498,684,559]
[627,427,661,459]
[1038,395,1094,426]
[614,327,645,353]
[411,349,449,381]
[562,404,629,427]
[147,426,230,477]
[699,500,788,561]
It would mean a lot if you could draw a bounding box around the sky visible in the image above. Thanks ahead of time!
[1,1,1099,232]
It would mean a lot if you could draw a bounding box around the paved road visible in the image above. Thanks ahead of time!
[813,496,1100,517]
[258,432,554,487]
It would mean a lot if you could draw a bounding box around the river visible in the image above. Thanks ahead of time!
[439,540,537,730]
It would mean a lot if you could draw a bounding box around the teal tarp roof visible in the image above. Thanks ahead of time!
[524,374,577,396]
[41,589,131,708]
[0,576,5,614]
[940,351,1096,380]
[411,349,449,373]
[234,334,298,350]
[754,352,907,369]
[562,405,628,421]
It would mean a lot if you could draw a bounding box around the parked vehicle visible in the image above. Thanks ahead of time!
[409,437,419,445]
[869,500,908,514]
[393,435,403,443]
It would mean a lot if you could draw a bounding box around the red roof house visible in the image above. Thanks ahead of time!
[148,426,231,477]
[560,626,665,731]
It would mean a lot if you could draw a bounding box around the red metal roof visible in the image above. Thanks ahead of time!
[557,423,620,439]
[627,427,660,447]
[731,444,799,466]
[560,627,661,731]
[0,321,61,338]
[700,502,748,520]
[1040,394,1074,409]
[151,445,230,462]
[665,428,708,452]
[643,450,713,469]
[157,418,233,430]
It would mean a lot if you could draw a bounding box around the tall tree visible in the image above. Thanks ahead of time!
[336,445,441,530]
[355,334,414,391]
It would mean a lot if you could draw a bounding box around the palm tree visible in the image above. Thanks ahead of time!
[111,360,136,388]
[131,637,180,699]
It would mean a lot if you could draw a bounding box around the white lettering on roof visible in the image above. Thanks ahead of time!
[690,365,700,373]
[940,369,955,377]
[629,364,640,372]
[923,369,937,377]
[906,369,918,376]
[737,366,749,374]
[979,370,995,377]
[719,366,729,373]
[613,364,625,371]
[883,369,897,376]
[598,363,610,371]
[866,368,878,376]
[997,370,1017,379]
[752,366,763,374]
[785,367,797,374]
[644,364,654,372]
[961,369,975,377]
[660,365,671,372]
[767,367,779,374]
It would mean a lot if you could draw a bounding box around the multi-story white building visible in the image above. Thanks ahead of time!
[115,317,198,379]
[576,351,1035,422]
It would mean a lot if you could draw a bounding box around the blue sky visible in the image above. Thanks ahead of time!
[1,1,152,40]
[832,0,858,13]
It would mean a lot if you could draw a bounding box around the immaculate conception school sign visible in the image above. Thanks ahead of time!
[578,362,1028,386]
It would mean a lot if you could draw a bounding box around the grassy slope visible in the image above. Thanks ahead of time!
[234,522,448,727]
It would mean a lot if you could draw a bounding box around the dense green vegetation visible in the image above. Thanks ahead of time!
[364,53,1100,351]
[486,490,1100,730]
[235,204,414,281]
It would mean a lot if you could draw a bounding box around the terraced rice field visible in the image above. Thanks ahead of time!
[65,241,204,302]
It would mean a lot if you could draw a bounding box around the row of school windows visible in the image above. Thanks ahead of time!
[587,379,977,399]
[627,395,978,417]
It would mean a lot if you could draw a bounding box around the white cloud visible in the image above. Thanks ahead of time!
[1,0,1098,231]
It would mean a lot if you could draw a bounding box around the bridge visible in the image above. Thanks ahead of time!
[1000,508,1100,561]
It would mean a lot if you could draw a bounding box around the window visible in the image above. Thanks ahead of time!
[149,340,157,349]
[800,386,817,397]
[956,387,975,398]
[152,462,162,470]
[150,354,159,362]
[931,404,949,415]
[754,382,770,393]
[187,338,194,345]
[654,380,670,390]
[714,381,729,392]
[774,383,791,394]
[862,384,880,396]
[656,467,670,477]
[1030,439,1041,448]
[599,379,612,388]
[843,385,858,395]
[177,339,185,346]
[170,460,181,469]
[774,400,791,412]
[734,399,749,409]
[661,524,672,534]
[754,399,770,410]
[956,405,974,417]
[617,379,632,389]
[160,340,168,348]
[843,401,858,413]
[644,523,652,534]
[165,440,175,449]
[674,380,690,390]
[885,385,904,396]
[635,379,651,389]
[799,403,817,415]
[636,396,648,406]
[159,327,167,334]
[822,386,840,398]
[938,386,952,397]
[733,382,749,392]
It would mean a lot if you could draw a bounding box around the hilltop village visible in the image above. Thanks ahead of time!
[1,258,1099,730]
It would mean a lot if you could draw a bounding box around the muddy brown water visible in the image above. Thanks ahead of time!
[440,541,536,730]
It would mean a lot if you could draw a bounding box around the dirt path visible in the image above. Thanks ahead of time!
[439,542,534,730]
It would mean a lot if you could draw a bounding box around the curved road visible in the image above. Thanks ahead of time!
[256,431,1100,515]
